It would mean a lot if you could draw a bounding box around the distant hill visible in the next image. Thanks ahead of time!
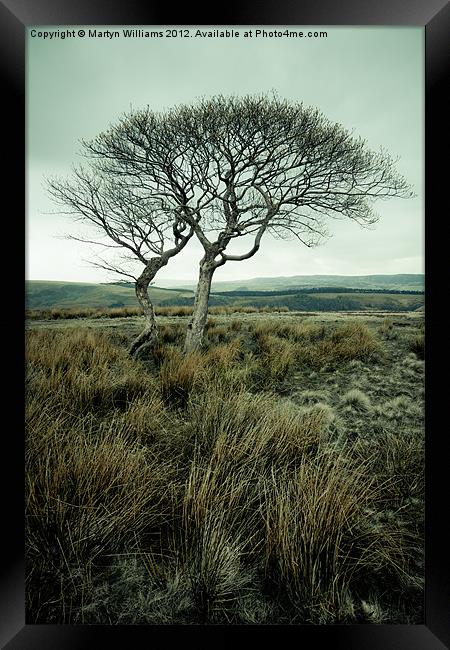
[158,274,425,293]
[25,281,193,310]
[26,277,424,313]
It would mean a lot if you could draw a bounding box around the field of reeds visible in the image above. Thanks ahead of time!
[25,313,424,624]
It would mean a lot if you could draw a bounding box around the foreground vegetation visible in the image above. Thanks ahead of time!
[25,314,424,624]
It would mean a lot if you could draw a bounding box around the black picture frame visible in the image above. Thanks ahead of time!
[4,0,448,647]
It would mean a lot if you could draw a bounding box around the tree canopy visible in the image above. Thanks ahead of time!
[49,94,413,353]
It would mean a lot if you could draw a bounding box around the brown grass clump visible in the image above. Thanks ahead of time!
[181,461,258,622]
[407,333,425,360]
[250,320,325,343]
[26,420,173,622]
[27,427,168,563]
[329,322,381,360]
[26,328,153,414]
[205,324,230,344]
[159,347,205,409]
[187,388,334,468]
[204,339,242,369]
[296,321,382,369]
[249,320,380,371]
[158,323,185,346]
[230,319,242,332]
[353,431,424,507]
[260,451,410,623]
[26,306,143,320]
[251,334,297,387]
[378,317,397,340]
[114,390,172,445]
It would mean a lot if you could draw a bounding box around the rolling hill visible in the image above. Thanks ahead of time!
[25,281,193,310]
[26,277,425,313]
[160,273,424,293]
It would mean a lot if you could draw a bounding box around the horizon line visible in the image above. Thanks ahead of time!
[26,271,425,284]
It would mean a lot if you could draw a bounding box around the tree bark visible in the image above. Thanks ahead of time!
[129,257,166,358]
[183,254,216,354]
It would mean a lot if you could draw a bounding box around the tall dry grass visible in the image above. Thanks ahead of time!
[26,304,291,321]
[25,319,423,624]
[26,328,152,415]
[261,454,376,621]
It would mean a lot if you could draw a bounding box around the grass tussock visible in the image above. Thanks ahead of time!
[248,320,381,371]
[307,324,381,369]
[159,347,205,409]
[407,333,425,360]
[378,317,398,340]
[186,389,333,464]
[26,315,424,624]
[340,389,372,412]
[251,335,297,387]
[26,328,152,414]
[328,322,381,361]
[251,320,325,343]
[27,427,168,564]
[261,453,397,622]
[26,421,174,622]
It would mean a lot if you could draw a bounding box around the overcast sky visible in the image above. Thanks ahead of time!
[27,26,424,283]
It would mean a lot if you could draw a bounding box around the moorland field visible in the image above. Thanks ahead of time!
[26,276,424,313]
[25,306,424,624]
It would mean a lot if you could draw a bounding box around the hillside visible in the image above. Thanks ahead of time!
[159,273,425,293]
[207,291,424,312]
[207,273,424,292]
[26,279,424,313]
[25,281,193,310]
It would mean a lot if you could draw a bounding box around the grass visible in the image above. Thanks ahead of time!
[407,333,425,359]
[25,314,424,624]
[260,452,402,623]
[340,389,372,412]
[26,304,293,321]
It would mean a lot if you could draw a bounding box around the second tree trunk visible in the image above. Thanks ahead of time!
[183,256,215,354]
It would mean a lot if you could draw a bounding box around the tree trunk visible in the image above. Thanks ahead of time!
[129,258,166,358]
[183,255,215,354]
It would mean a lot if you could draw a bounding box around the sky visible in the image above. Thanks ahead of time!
[27,26,424,283]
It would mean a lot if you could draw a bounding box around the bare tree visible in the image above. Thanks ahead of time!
[47,166,193,358]
[78,94,413,353]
